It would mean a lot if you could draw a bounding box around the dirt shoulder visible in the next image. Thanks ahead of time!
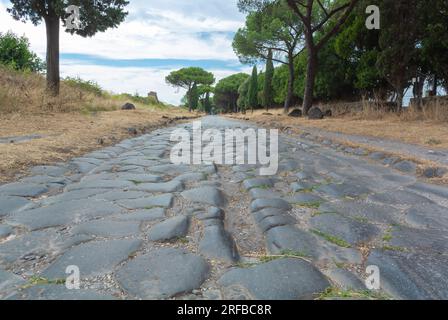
[0,108,198,183]
[228,109,448,149]
[226,109,448,181]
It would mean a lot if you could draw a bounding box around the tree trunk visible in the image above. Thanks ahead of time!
[302,47,317,115]
[283,57,295,114]
[432,74,438,96]
[396,89,404,112]
[45,15,60,97]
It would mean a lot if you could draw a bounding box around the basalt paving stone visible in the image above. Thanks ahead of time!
[42,239,142,279]
[278,159,301,172]
[116,248,209,299]
[316,183,371,199]
[407,182,448,199]
[0,230,92,266]
[0,269,25,298]
[218,258,330,300]
[265,226,362,265]
[367,190,435,207]
[113,208,166,222]
[285,193,324,205]
[30,165,70,177]
[252,208,289,224]
[0,196,31,217]
[174,172,206,183]
[40,188,111,205]
[202,219,222,228]
[19,175,69,186]
[381,174,416,185]
[8,199,124,231]
[393,161,417,174]
[404,203,448,230]
[148,164,192,175]
[367,250,448,299]
[72,220,142,238]
[325,268,366,291]
[250,199,292,213]
[309,213,381,246]
[389,226,448,253]
[199,225,239,263]
[0,225,13,238]
[114,173,163,183]
[147,216,189,242]
[116,194,174,210]
[181,187,226,207]
[319,201,402,225]
[243,178,276,191]
[196,207,223,220]
[0,183,49,198]
[93,190,151,201]
[9,285,116,300]
[66,180,134,191]
[258,215,297,233]
[248,188,282,200]
[135,180,184,193]
[290,182,315,193]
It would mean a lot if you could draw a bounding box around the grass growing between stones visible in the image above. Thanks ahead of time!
[238,250,312,267]
[317,287,391,300]
[382,245,408,252]
[295,201,323,210]
[23,276,65,289]
[311,229,352,248]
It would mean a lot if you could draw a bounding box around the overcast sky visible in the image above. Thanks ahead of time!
[0,0,250,104]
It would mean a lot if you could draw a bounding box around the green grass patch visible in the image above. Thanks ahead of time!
[295,201,322,209]
[311,229,352,248]
[382,245,407,252]
[23,276,65,289]
[318,287,390,300]
[129,180,144,185]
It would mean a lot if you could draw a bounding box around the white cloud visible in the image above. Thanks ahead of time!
[61,63,250,105]
[0,0,248,104]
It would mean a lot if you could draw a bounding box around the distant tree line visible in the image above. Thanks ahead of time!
[223,0,448,114]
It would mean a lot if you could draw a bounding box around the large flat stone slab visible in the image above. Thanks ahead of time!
[181,187,226,207]
[42,239,142,279]
[9,199,124,230]
[367,250,448,299]
[0,183,48,198]
[199,225,239,263]
[135,180,184,193]
[116,194,174,209]
[72,220,141,238]
[310,213,381,246]
[219,258,330,300]
[147,216,189,241]
[116,248,209,299]
[0,196,31,217]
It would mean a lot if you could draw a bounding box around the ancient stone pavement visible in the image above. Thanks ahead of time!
[1,116,448,300]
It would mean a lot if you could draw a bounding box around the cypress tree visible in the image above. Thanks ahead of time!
[248,65,258,111]
[263,49,274,111]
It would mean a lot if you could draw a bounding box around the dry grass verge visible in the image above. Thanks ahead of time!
[229,108,448,149]
[0,109,197,183]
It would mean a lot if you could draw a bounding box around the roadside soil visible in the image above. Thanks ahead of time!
[0,108,198,183]
[228,109,448,149]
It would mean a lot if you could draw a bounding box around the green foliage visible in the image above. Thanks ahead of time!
[190,83,199,110]
[214,73,250,112]
[166,67,214,111]
[64,77,103,96]
[0,31,44,72]
[263,49,274,108]
[7,1,130,37]
[237,77,251,112]
[248,66,258,108]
